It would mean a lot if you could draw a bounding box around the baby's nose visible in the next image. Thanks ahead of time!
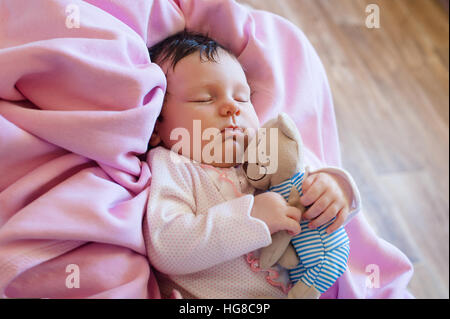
[220,101,241,116]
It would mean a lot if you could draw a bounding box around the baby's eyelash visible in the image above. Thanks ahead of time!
[188,97,214,103]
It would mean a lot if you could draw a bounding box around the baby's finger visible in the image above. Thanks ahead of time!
[300,175,326,206]
[301,173,317,192]
[326,207,349,234]
[303,194,333,220]
[309,201,343,229]
[286,206,302,223]
[285,217,302,236]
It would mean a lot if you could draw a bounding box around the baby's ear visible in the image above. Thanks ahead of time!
[149,132,161,147]
[149,121,162,147]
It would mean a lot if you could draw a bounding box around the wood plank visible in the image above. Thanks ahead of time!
[238,0,449,298]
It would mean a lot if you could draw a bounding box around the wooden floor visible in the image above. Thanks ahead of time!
[238,0,449,298]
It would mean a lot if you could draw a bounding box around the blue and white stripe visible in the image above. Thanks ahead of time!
[268,171,350,294]
[269,171,306,199]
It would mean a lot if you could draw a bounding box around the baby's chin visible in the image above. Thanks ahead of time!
[202,139,246,168]
[210,162,238,168]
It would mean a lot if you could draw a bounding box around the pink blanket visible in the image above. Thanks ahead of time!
[0,0,413,298]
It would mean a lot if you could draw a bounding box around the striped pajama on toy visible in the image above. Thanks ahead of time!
[268,171,350,293]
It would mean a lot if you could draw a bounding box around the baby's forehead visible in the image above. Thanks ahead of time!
[162,50,247,87]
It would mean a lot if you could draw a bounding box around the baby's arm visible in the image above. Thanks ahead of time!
[145,149,272,276]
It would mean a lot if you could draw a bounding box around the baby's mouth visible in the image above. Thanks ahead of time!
[220,126,245,141]
[220,125,244,133]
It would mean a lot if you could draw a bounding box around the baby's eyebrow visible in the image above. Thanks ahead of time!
[169,77,250,99]
[187,82,251,92]
[237,83,251,92]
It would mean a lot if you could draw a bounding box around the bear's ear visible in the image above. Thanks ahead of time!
[262,116,278,129]
[277,112,300,141]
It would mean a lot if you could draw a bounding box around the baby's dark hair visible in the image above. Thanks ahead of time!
[148,30,233,70]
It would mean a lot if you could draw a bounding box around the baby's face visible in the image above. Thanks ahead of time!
[155,48,260,167]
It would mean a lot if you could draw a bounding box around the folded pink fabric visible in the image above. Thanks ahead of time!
[0,0,413,298]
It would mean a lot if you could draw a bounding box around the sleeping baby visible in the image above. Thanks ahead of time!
[144,30,360,298]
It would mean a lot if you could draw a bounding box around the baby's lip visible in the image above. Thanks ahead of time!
[220,125,245,141]
[220,125,244,133]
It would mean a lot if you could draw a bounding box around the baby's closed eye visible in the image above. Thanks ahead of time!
[234,95,250,103]
[188,95,213,103]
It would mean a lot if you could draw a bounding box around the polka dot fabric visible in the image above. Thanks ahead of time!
[144,147,289,298]
[144,146,361,298]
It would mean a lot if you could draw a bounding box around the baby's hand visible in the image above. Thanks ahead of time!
[251,192,302,235]
[300,172,352,233]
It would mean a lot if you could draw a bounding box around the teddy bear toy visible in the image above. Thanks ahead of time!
[242,112,350,299]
